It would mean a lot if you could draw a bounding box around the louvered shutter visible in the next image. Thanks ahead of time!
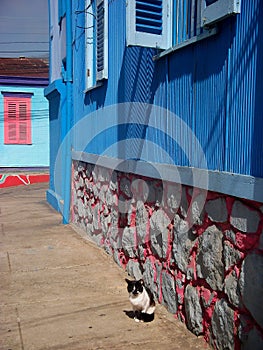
[5,101,17,143]
[18,100,31,144]
[201,0,241,27]
[4,97,31,145]
[96,0,108,81]
[126,0,172,49]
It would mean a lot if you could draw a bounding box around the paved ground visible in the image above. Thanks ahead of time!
[0,183,208,350]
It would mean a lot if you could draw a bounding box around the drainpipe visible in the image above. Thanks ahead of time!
[62,0,73,224]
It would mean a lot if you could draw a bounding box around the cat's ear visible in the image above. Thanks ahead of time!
[125,278,130,284]
[139,279,144,285]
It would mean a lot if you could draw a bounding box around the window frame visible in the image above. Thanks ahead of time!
[126,0,241,59]
[85,0,108,91]
[126,0,172,49]
[201,0,241,27]
[3,95,32,145]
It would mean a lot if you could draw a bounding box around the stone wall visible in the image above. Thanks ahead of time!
[71,160,263,349]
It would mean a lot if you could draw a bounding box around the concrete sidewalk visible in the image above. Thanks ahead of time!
[0,183,207,350]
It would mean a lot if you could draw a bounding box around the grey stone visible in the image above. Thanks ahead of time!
[224,270,242,308]
[77,198,85,218]
[130,178,149,202]
[184,285,203,335]
[84,200,93,222]
[85,222,94,235]
[161,272,177,314]
[93,183,99,199]
[73,169,79,181]
[155,262,162,300]
[189,191,206,226]
[77,161,86,173]
[126,260,143,280]
[113,249,122,267]
[97,166,111,182]
[230,201,260,233]
[147,180,163,206]
[92,203,101,231]
[205,197,228,223]
[135,200,148,245]
[120,177,132,198]
[104,243,113,256]
[106,188,118,207]
[100,213,111,236]
[166,183,181,213]
[225,229,236,244]
[77,188,84,198]
[91,168,98,183]
[196,225,224,291]
[175,276,185,305]
[122,227,137,258]
[107,225,121,250]
[179,187,188,218]
[239,253,263,329]
[109,171,118,191]
[85,163,93,178]
[241,327,263,350]
[172,215,196,274]
[98,184,108,203]
[143,258,156,296]
[211,299,235,350]
[150,209,171,259]
[76,175,84,188]
[223,241,242,271]
[84,178,93,192]
[118,194,131,214]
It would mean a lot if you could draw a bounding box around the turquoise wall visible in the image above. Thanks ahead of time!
[0,85,49,167]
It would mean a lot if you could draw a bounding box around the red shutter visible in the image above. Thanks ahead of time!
[4,97,32,144]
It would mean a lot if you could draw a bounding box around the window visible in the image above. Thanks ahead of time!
[3,94,32,145]
[85,0,108,90]
[126,0,241,50]
[126,0,172,49]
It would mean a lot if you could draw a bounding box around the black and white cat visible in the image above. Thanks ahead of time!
[125,278,155,322]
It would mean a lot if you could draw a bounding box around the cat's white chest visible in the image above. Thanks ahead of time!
[129,289,149,311]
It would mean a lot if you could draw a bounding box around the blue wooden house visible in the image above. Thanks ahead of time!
[45,1,263,348]
[0,58,49,167]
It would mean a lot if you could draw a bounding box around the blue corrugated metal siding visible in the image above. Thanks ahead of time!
[71,0,263,178]
[226,0,263,177]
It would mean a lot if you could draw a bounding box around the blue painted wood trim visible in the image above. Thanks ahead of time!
[46,189,63,213]
[72,150,263,203]
[44,79,65,99]
[153,27,218,61]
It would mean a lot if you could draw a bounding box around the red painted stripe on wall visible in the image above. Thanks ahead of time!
[0,174,49,188]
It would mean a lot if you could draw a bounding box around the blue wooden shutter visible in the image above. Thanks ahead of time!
[126,0,172,49]
[96,0,108,81]
[201,0,241,27]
